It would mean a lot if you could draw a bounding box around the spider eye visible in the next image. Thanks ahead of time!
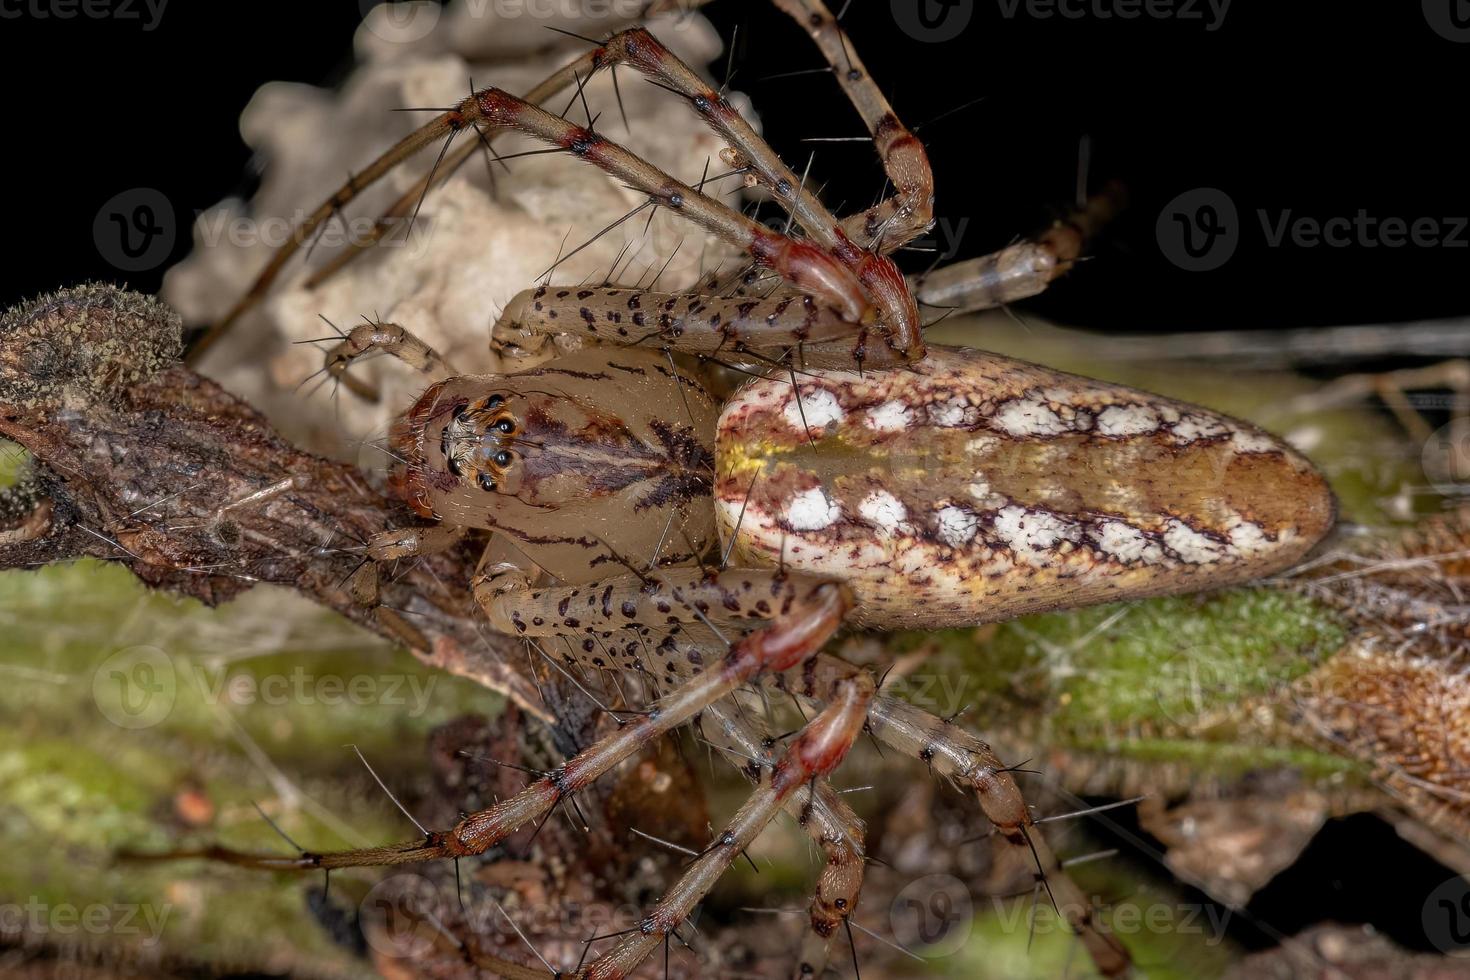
[495,418,515,434]
[452,403,467,420]
[446,455,462,477]
[478,472,497,492]
[493,450,512,467]
[486,395,504,410]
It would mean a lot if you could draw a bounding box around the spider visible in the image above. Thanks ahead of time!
[197,2,1335,976]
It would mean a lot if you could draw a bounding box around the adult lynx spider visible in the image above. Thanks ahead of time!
[195,2,1335,976]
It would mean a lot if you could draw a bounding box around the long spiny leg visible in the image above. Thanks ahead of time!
[702,701,868,978]
[194,42,643,361]
[298,136,483,293]
[173,576,849,875]
[769,0,935,255]
[594,27,922,358]
[195,27,878,361]
[911,182,1127,316]
[578,669,875,979]
[780,653,1132,977]
[482,566,875,969]
[192,11,707,358]
[491,284,904,368]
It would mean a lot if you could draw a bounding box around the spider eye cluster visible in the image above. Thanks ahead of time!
[436,392,522,494]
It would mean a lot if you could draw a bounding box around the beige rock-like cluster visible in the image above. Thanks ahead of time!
[164,1,751,460]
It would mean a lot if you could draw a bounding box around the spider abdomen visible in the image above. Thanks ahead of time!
[714,346,1334,629]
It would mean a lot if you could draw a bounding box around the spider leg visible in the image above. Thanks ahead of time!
[911,182,1128,316]
[161,575,849,877]
[195,30,880,362]
[318,318,459,402]
[703,700,868,977]
[477,567,822,638]
[492,285,902,367]
[191,38,634,361]
[786,652,1133,977]
[769,0,936,255]
[600,26,923,358]
[579,667,874,979]
[484,566,873,973]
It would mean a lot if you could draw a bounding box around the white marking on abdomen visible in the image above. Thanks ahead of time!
[1171,414,1230,442]
[934,505,980,546]
[785,387,845,432]
[784,486,842,530]
[928,396,972,427]
[993,505,1079,566]
[858,490,908,534]
[1163,519,1226,563]
[1095,404,1160,437]
[1089,519,1164,564]
[1230,429,1279,454]
[992,396,1070,437]
[864,400,912,432]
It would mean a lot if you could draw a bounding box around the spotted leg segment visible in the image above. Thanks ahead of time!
[596,26,922,357]
[491,284,902,368]
[477,566,829,638]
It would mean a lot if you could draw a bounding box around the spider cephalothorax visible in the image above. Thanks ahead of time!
[396,349,721,584]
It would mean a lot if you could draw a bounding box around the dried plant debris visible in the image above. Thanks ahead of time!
[1224,923,1470,980]
[0,283,541,715]
[1288,508,1470,853]
[1301,504,1470,652]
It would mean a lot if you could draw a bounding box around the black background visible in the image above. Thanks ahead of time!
[0,1,1465,343]
[1,0,1467,959]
